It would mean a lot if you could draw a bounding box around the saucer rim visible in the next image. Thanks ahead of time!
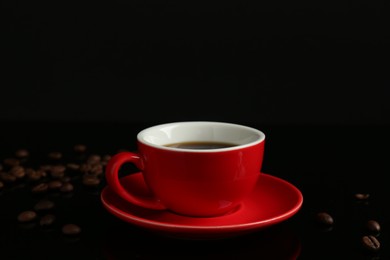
[101,173,303,231]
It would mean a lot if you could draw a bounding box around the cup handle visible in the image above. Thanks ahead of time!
[105,151,167,210]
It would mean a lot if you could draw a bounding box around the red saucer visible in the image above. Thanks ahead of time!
[101,173,303,239]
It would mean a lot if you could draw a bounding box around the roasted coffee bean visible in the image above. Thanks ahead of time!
[0,181,4,190]
[100,161,108,166]
[48,152,62,160]
[367,220,381,233]
[60,182,74,193]
[74,144,87,153]
[355,193,370,200]
[15,149,29,158]
[362,235,380,252]
[51,171,65,179]
[50,165,66,179]
[66,163,80,171]
[39,170,47,178]
[0,172,17,183]
[3,158,20,167]
[82,176,100,186]
[9,166,25,179]
[31,183,49,193]
[315,212,334,226]
[62,224,81,235]
[102,155,111,162]
[40,165,52,172]
[89,164,103,175]
[39,214,56,227]
[60,176,71,182]
[51,165,66,173]
[34,200,55,211]
[79,163,91,173]
[48,180,63,190]
[17,211,37,222]
[87,154,101,165]
[25,169,44,181]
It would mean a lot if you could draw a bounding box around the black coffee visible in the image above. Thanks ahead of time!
[164,141,238,150]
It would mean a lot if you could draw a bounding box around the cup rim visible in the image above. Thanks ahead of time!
[137,121,265,153]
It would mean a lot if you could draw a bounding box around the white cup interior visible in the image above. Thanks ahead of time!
[137,121,265,152]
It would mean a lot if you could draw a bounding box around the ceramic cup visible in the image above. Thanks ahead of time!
[105,121,265,217]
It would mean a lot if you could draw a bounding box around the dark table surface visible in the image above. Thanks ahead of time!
[1,121,389,259]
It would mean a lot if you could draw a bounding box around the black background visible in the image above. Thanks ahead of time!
[2,1,389,125]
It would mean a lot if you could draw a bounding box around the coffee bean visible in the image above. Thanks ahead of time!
[0,181,4,190]
[315,212,334,226]
[17,211,37,222]
[362,235,380,252]
[50,172,65,179]
[40,170,47,178]
[3,158,20,167]
[15,149,29,158]
[87,155,101,165]
[51,165,66,173]
[355,193,370,200]
[39,214,56,227]
[62,224,81,236]
[367,220,381,234]
[60,182,74,193]
[48,152,62,160]
[100,161,108,166]
[102,155,111,162]
[26,169,44,181]
[34,200,55,211]
[79,163,91,174]
[66,163,80,171]
[50,165,66,179]
[48,180,63,190]
[60,176,71,182]
[74,144,87,153]
[31,183,49,193]
[82,176,101,187]
[9,166,25,179]
[89,164,103,176]
[39,165,52,172]
[0,172,17,183]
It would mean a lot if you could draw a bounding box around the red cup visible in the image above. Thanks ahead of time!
[105,121,265,217]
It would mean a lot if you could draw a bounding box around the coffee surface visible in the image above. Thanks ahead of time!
[164,141,238,149]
